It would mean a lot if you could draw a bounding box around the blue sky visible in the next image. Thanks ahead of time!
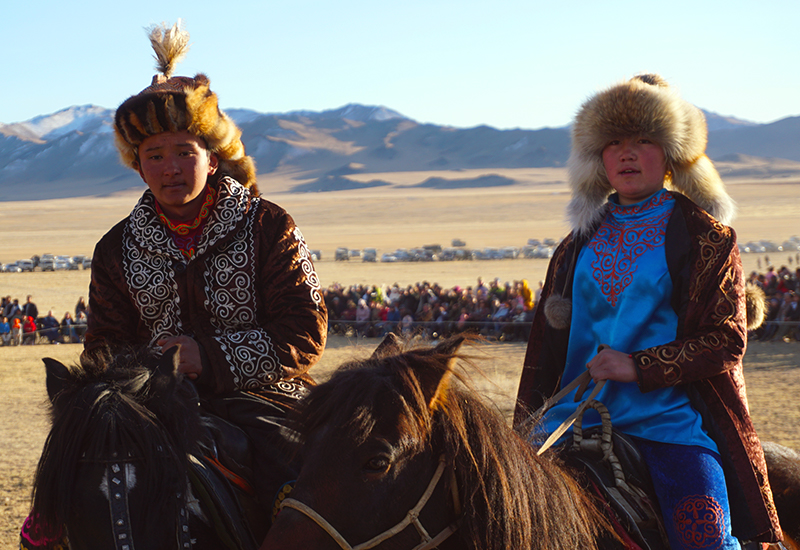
[4,0,798,129]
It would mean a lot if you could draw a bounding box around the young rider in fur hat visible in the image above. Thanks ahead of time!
[514,75,781,547]
[84,19,327,519]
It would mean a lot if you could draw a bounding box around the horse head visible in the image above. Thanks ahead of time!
[29,346,215,550]
[263,334,604,550]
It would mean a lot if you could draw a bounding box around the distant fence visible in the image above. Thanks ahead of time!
[326,318,534,341]
[1,324,85,346]
[5,319,796,347]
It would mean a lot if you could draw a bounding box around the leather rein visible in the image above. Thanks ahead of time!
[279,456,461,550]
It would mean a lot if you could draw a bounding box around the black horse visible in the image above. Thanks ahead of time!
[25,347,263,550]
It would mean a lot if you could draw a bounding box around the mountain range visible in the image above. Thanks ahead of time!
[1,104,799,201]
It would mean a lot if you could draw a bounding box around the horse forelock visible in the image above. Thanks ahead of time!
[301,351,447,451]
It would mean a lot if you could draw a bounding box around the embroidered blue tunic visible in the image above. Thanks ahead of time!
[540,189,716,450]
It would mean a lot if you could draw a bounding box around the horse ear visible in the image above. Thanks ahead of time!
[370,332,403,359]
[43,358,74,403]
[149,346,181,400]
[157,346,181,378]
[417,335,466,411]
[432,335,466,358]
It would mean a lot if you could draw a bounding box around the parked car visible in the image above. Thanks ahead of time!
[380,253,398,263]
[40,258,56,271]
[393,249,411,262]
[2,262,22,273]
[335,248,350,261]
[501,246,520,259]
[440,248,457,261]
[17,259,34,272]
[82,257,93,269]
[309,250,321,261]
[54,256,78,270]
[362,248,377,262]
[743,242,765,253]
[782,241,800,252]
[760,240,781,252]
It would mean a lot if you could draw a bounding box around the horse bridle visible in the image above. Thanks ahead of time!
[78,454,193,550]
[279,455,461,550]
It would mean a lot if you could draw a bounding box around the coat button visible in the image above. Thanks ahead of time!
[173,261,186,274]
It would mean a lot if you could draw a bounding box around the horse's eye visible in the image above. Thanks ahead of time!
[364,456,391,473]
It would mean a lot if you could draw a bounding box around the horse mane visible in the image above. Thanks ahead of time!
[300,337,604,550]
[31,347,204,541]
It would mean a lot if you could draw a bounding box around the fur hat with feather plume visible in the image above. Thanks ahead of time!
[114,20,258,195]
[566,73,734,236]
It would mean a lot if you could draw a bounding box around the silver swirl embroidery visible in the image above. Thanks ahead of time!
[122,227,182,346]
[293,227,323,308]
[129,192,183,258]
[271,379,310,400]
[215,329,281,389]
[205,209,258,332]
[203,207,282,388]
[194,177,248,256]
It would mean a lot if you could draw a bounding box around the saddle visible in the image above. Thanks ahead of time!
[188,406,276,550]
[188,454,261,550]
[564,401,668,550]
[193,389,301,545]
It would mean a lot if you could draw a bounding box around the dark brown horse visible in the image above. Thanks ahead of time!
[261,334,608,550]
[260,334,800,550]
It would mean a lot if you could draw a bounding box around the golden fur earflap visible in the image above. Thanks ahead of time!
[567,74,734,236]
[745,282,767,331]
[113,22,259,195]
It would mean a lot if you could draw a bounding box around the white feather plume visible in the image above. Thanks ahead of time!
[147,19,191,78]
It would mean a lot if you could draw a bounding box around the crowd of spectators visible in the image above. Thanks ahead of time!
[324,277,543,341]
[748,264,800,342]
[4,262,799,347]
[0,295,88,346]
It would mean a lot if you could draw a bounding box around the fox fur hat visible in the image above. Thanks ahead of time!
[114,21,258,195]
[566,73,734,236]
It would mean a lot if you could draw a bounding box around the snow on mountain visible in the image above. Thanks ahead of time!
[334,104,406,122]
[1,102,798,201]
[226,109,267,125]
[5,105,114,141]
[278,104,407,123]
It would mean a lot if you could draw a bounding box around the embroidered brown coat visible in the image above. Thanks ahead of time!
[84,177,327,395]
[513,192,780,542]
